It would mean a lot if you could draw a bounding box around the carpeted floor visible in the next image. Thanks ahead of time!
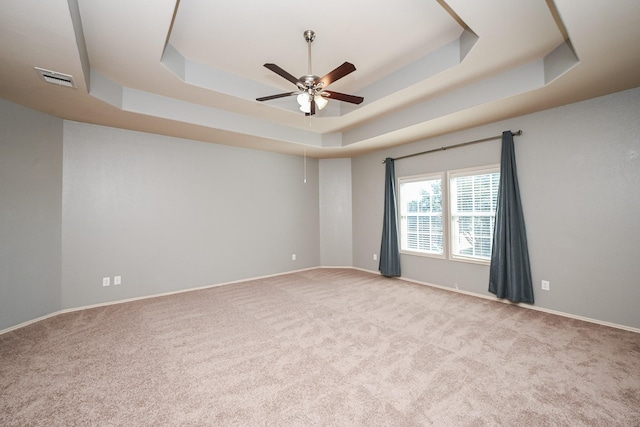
[1,268,639,426]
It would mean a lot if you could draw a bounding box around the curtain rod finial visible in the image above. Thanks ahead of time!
[513,130,522,136]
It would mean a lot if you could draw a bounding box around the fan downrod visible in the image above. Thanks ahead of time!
[302,30,318,88]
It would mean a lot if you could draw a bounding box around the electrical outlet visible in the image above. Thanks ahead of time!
[102,277,110,287]
[114,276,121,285]
[373,253,377,261]
[541,280,550,291]
[292,254,296,261]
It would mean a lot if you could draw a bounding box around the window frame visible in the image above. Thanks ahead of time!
[397,172,446,260]
[396,165,501,266]
[447,164,500,265]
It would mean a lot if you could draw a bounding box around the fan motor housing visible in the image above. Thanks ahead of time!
[300,74,320,88]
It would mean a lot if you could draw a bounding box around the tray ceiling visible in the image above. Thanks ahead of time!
[1,0,639,157]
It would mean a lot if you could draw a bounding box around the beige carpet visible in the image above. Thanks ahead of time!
[1,268,639,426]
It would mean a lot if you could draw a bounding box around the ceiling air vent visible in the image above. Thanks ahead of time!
[34,67,76,88]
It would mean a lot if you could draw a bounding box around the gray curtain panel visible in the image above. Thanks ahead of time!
[489,131,534,303]
[379,158,401,277]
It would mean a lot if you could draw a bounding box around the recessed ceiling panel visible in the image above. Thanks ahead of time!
[2,0,640,158]
[169,0,463,92]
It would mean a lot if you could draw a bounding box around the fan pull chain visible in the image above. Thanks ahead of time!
[303,148,307,184]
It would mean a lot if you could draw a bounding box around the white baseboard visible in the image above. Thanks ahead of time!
[0,311,64,336]
[353,266,640,334]
[0,266,319,336]
[2,266,638,335]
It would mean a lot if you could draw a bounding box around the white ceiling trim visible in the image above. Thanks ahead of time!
[1,0,639,158]
[89,38,578,150]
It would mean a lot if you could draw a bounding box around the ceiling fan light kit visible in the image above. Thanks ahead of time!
[257,30,364,116]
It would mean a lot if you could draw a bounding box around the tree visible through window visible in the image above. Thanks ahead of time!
[398,166,500,263]
[449,168,500,261]
[399,175,443,256]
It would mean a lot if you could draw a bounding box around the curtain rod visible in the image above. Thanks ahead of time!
[382,130,522,163]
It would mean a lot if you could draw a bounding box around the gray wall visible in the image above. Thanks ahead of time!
[2,87,639,331]
[319,158,353,266]
[352,87,640,329]
[0,99,63,330]
[61,121,320,308]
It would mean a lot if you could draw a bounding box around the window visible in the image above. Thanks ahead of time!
[449,166,500,263]
[397,166,500,264]
[398,174,444,257]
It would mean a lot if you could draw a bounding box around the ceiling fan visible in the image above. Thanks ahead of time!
[256,30,364,116]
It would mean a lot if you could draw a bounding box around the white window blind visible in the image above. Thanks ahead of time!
[449,167,500,262]
[399,175,444,257]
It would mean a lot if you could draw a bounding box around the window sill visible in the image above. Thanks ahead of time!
[449,255,491,266]
[400,250,446,260]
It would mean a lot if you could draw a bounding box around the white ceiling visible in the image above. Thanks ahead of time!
[1,0,639,158]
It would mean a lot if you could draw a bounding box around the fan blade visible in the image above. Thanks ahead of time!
[264,63,300,86]
[317,62,356,88]
[322,91,364,105]
[256,92,297,102]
